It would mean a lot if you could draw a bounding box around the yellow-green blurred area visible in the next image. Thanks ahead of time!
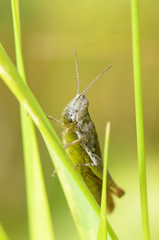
[0,0,159,239]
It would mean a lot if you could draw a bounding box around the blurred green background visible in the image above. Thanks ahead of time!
[0,0,159,239]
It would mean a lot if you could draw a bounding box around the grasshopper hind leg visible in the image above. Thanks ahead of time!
[107,188,115,213]
[107,171,125,198]
[86,172,117,214]
[75,161,98,170]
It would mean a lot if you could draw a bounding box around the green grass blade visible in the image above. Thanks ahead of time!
[0,44,118,240]
[0,224,9,240]
[10,1,54,239]
[11,0,26,81]
[131,0,150,239]
[21,116,55,240]
[97,122,111,240]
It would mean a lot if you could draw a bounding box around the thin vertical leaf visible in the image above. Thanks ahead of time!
[131,0,150,239]
[97,122,111,240]
[11,1,54,239]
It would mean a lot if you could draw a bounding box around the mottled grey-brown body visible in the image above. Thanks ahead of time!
[48,51,125,212]
[63,94,103,179]
[62,93,124,212]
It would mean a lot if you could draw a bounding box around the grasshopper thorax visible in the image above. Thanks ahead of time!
[62,94,89,124]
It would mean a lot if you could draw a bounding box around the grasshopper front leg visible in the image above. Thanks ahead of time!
[63,136,102,174]
[64,137,82,149]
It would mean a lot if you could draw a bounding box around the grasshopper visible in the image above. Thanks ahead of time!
[48,51,124,213]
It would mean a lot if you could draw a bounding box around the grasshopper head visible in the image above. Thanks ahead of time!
[62,94,89,124]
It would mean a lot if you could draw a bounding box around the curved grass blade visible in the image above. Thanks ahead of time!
[0,224,9,240]
[0,44,118,240]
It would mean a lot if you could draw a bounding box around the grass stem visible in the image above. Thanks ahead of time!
[131,0,150,239]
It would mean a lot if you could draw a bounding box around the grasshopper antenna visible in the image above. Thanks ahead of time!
[74,50,80,94]
[47,115,62,125]
[82,64,112,96]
